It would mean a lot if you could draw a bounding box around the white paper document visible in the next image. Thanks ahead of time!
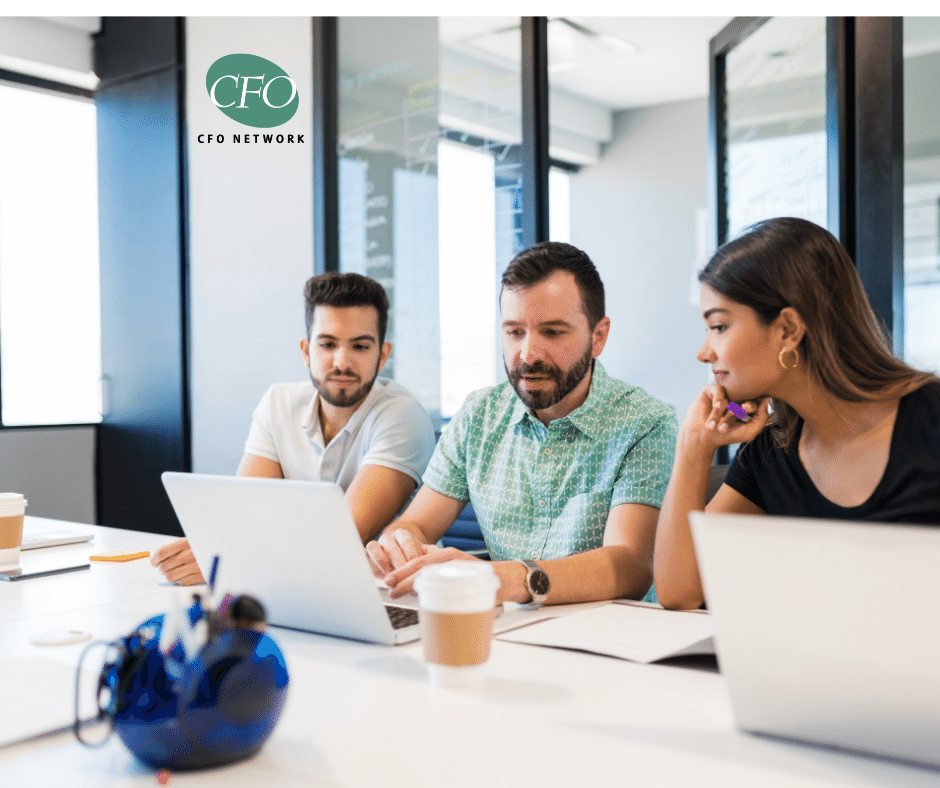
[496,601,716,664]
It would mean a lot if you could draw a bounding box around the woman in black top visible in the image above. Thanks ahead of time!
[653,217,940,610]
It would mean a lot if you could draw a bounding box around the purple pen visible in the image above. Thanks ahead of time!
[727,402,750,422]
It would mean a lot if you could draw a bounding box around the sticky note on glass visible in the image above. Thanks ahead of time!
[90,550,151,562]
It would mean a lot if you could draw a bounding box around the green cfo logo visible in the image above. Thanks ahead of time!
[206,53,299,128]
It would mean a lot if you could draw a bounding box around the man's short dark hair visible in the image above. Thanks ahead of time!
[500,241,605,328]
[303,272,390,344]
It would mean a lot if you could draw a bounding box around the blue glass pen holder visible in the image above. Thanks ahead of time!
[92,611,289,770]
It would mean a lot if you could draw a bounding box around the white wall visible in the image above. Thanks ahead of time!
[186,18,314,475]
[0,427,95,524]
[570,97,712,417]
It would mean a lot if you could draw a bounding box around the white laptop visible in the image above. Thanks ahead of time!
[161,472,420,645]
[21,517,95,550]
[690,511,940,770]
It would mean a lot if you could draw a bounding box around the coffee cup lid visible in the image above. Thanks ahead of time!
[0,493,27,516]
[415,561,497,586]
[414,561,500,612]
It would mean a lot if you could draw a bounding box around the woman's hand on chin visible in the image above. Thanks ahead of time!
[680,384,771,452]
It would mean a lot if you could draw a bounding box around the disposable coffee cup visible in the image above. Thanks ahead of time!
[0,493,27,570]
[414,561,500,690]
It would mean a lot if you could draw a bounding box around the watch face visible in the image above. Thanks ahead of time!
[529,569,551,596]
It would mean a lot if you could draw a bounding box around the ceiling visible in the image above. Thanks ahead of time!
[10,16,940,110]
[441,17,733,110]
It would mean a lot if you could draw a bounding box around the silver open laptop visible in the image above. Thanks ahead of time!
[690,511,940,769]
[161,472,420,645]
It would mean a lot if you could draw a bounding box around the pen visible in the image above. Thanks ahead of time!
[208,555,220,592]
[727,402,750,422]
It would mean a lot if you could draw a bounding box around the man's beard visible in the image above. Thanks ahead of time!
[311,364,379,408]
[506,344,593,411]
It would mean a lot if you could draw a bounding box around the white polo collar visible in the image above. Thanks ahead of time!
[300,378,388,448]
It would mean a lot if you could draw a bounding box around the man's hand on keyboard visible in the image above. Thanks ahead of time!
[366,528,430,580]
[367,528,483,599]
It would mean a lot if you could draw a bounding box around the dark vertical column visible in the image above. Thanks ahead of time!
[853,17,904,354]
[176,19,192,499]
[313,17,339,275]
[94,17,190,536]
[707,37,728,249]
[826,17,855,258]
[521,16,549,247]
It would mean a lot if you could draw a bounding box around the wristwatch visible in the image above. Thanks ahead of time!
[516,559,551,606]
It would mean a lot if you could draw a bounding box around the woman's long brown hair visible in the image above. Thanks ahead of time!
[699,217,939,451]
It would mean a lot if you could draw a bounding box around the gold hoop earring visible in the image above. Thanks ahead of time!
[778,347,799,370]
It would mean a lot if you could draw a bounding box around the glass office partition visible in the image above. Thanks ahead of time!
[724,17,827,237]
[903,17,940,375]
[337,17,523,424]
[338,17,439,405]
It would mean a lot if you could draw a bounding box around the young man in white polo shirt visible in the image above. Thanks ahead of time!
[152,272,436,585]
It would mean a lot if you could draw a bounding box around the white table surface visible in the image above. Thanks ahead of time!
[1,517,938,787]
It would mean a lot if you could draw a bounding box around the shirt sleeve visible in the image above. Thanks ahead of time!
[359,397,437,485]
[243,385,280,462]
[610,408,679,509]
[421,393,478,502]
[722,432,769,511]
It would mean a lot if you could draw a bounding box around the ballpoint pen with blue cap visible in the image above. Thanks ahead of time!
[208,555,220,592]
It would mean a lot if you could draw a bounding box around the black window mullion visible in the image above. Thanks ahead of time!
[313,16,339,275]
[826,17,855,259]
[708,37,727,249]
[520,16,549,248]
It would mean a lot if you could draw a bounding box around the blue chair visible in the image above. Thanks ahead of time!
[440,500,488,558]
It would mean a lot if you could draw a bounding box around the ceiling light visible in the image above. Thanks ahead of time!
[552,17,637,54]
[599,34,637,54]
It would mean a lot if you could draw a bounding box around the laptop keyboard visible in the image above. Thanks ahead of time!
[385,605,418,629]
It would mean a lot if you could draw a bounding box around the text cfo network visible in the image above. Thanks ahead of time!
[197,132,304,144]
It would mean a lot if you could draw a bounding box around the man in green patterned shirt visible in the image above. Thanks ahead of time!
[367,241,678,605]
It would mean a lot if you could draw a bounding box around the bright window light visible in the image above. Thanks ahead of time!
[549,167,571,243]
[0,85,101,425]
[438,140,497,418]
